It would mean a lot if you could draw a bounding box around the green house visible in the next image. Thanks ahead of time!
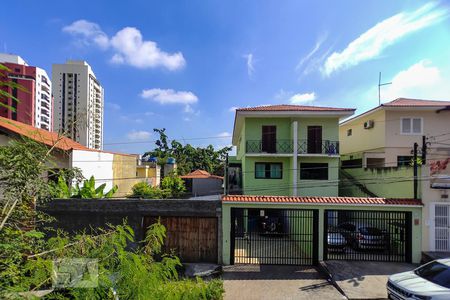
[231,104,355,196]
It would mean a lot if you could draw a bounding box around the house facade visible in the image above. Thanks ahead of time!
[232,104,355,196]
[339,98,450,254]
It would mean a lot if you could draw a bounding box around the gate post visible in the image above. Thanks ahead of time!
[322,210,328,261]
[230,208,236,265]
[405,212,413,263]
[313,209,319,265]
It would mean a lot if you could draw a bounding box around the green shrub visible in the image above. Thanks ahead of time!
[131,182,171,199]
[161,174,186,198]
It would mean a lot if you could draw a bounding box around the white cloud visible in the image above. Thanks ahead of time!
[140,88,198,105]
[127,130,151,141]
[289,92,316,104]
[62,19,109,49]
[110,27,185,70]
[63,20,185,70]
[323,3,448,76]
[381,60,450,101]
[243,53,255,78]
[296,32,327,71]
[217,132,231,138]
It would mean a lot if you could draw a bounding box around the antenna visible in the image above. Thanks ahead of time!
[378,72,392,105]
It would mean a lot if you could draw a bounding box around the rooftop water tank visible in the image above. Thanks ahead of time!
[167,157,176,164]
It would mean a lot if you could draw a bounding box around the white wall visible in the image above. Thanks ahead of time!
[71,149,114,190]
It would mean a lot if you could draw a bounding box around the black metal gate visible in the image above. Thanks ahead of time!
[324,210,412,262]
[230,208,318,265]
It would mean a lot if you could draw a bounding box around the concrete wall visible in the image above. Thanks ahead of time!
[298,156,339,196]
[71,149,114,190]
[340,166,417,198]
[222,202,423,264]
[113,153,139,197]
[191,178,223,196]
[40,199,222,262]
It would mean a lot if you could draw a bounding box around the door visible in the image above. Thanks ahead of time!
[262,126,277,153]
[307,126,322,154]
[435,205,450,251]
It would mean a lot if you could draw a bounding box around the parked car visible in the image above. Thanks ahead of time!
[387,258,450,300]
[337,222,387,250]
[327,227,347,252]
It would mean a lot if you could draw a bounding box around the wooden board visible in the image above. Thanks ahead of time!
[143,216,218,263]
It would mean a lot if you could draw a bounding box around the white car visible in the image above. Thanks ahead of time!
[387,258,450,300]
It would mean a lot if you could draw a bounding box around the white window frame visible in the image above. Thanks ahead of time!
[400,117,423,135]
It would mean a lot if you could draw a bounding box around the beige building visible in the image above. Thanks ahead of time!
[339,98,450,255]
[340,98,450,168]
[52,60,104,150]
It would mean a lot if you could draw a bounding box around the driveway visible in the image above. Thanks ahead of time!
[324,260,418,299]
[223,264,345,300]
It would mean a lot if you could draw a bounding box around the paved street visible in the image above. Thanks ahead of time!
[324,260,418,299]
[223,264,345,300]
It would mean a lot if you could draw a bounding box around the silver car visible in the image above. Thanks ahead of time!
[338,222,387,250]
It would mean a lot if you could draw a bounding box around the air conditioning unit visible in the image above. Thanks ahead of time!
[364,120,374,129]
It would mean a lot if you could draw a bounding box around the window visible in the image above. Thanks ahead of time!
[342,159,363,169]
[347,129,352,136]
[300,163,328,180]
[414,261,450,289]
[397,156,413,167]
[255,163,282,179]
[401,118,422,134]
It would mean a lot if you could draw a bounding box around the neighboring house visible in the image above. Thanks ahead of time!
[136,161,161,187]
[339,98,450,169]
[181,170,223,197]
[231,104,355,196]
[338,98,450,256]
[0,117,140,196]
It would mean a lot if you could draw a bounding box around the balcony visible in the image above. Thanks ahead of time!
[245,139,339,155]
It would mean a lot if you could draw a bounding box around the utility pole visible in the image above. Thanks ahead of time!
[224,153,229,195]
[378,72,392,105]
[413,142,418,199]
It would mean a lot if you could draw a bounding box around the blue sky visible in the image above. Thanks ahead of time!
[1,1,449,154]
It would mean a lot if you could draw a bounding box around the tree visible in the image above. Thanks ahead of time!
[143,128,232,176]
[52,175,119,199]
[161,174,186,198]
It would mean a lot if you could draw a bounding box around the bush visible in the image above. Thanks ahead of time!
[161,175,186,198]
[131,182,171,199]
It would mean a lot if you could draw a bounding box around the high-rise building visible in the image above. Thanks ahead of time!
[0,53,52,131]
[52,60,104,150]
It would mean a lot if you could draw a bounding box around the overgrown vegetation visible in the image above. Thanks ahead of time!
[51,175,118,199]
[143,128,231,176]
[0,138,223,299]
[130,173,186,199]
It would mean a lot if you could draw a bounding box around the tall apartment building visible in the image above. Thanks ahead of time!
[0,53,52,131]
[52,60,104,150]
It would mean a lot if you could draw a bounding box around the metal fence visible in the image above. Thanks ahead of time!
[230,208,319,265]
[245,139,339,155]
[323,210,412,262]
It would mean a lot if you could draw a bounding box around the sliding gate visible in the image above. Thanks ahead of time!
[230,208,318,265]
[324,210,412,262]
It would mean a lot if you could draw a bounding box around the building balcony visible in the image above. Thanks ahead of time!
[245,139,339,155]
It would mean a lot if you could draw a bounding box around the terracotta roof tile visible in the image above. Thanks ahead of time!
[382,98,450,107]
[181,169,224,180]
[221,195,422,206]
[236,104,355,112]
[0,117,89,151]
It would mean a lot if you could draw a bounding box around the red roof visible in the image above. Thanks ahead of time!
[222,195,422,206]
[0,116,89,151]
[236,104,355,112]
[181,170,223,180]
[382,98,450,107]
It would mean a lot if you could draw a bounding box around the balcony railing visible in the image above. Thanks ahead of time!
[297,139,339,155]
[245,139,339,155]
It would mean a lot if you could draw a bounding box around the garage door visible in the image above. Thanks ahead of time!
[143,216,218,263]
[230,208,319,265]
[324,210,412,262]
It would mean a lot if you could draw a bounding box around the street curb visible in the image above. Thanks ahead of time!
[317,261,348,299]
